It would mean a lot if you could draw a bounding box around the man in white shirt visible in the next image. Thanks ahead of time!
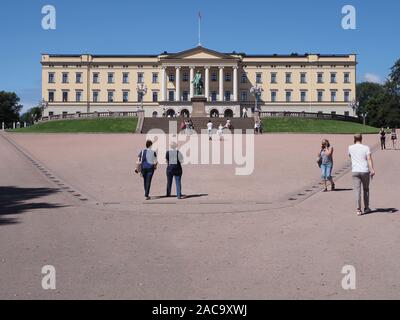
[348,134,376,215]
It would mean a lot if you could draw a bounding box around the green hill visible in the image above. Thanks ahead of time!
[261,118,379,134]
[11,118,138,133]
[9,117,379,134]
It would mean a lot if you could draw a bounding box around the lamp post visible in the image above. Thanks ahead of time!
[362,112,368,126]
[136,83,148,111]
[250,85,264,122]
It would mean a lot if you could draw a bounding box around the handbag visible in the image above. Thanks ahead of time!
[317,151,323,168]
[135,151,143,175]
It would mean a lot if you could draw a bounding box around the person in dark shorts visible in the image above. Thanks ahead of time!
[379,128,386,150]
[391,128,398,150]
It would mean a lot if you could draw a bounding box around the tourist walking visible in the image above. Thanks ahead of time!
[379,128,386,150]
[348,134,376,216]
[217,124,224,140]
[137,140,158,200]
[207,120,213,141]
[318,139,335,192]
[166,142,184,199]
[242,107,248,118]
[391,128,397,150]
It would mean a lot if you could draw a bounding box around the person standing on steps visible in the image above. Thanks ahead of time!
[207,120,213,141]
[242,107,248,118]
[138,140,158,200]
[379,128,386,150]
[318,139,335,192]
[166,142,184,199]
[348,134,376,216]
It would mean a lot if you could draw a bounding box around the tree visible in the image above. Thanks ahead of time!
[389,58,400,93]
[0,91,22,126]
[20,105,42,125]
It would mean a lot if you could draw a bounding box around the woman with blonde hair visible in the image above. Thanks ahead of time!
[318,139,335,192]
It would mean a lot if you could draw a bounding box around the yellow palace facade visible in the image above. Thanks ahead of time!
[41,46,357,118]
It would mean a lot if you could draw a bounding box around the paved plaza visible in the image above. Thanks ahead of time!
[0,131,399,299]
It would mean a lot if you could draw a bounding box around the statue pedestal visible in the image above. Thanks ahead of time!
[191,96,207,117]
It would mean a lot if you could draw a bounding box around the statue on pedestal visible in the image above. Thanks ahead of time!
[192,71,204,96]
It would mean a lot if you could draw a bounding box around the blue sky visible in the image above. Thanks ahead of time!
[0,0,399,112]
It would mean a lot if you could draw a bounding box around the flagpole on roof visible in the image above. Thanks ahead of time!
[198,11,202,47]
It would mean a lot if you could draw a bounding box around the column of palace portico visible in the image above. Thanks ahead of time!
[160,65,239,103]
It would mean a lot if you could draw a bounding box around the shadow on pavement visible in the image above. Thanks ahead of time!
[333,188,353,192]
[0,186,68,226]
[152,194,209,200]
[364,208,399,216]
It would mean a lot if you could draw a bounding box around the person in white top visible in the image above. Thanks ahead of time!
[207,120,213,141]
[348,134,376,216]
[242,107,248,118]
[217,124,224,140]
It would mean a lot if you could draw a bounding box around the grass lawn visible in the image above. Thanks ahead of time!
[262,118,379,134]
[11,118,138,133]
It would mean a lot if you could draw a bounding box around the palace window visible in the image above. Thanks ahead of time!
[271,91,277,102]
[108,91,114,102]
[285,91,292,102]
[225,91,231,102]
[76,91,82,102]
[344,90,351,102]
[317,91,324,102]
[183,72,189,82]
[300,73,307,84]
[301,91,307,102]
[211,72,217,82]
[93,73,99,84]
[137,73,144,84]
[152,91,158,102]
[211,91,217,102]
[76,73,82,84]
[317,73,324,84]
[48,73,55,83]
[169,73,175,82]
[330,72,337,84]
[93,91,99,102]
[183,91,189,102]
[271,73,277,84]
[123,91,129,102]
[168,91,175,102]
[48,91,55,102]
[62,91,68,102]
[256,73,262,84]
[62,73,69,84]
[344,72,350,83]
[241,73,248,83]
[123,73,129,84]
[285,73,292,84]
[331,91,337,102]
[152,73,159,84]
[108,73,114,84]
[225,73,231,82]
[241,91,248,102]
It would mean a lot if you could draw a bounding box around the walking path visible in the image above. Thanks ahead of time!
[0,132,399,299]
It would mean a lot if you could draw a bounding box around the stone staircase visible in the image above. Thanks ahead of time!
[141,117,255,134]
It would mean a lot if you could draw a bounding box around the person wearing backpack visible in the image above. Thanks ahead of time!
[165,141,184,199]
[137,140,158,200]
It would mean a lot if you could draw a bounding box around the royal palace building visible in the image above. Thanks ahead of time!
[41,46,357,118]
